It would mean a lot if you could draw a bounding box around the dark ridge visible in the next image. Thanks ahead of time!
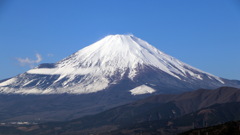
[0,78,10,83]
[0,87,239,135]
[37,63,56,68]
[180,121,240,135]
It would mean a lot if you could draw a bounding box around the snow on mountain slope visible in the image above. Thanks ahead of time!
[130,85,156,95]
[0,34,237,94]
[27,35,221,80]
[28,35,224,82]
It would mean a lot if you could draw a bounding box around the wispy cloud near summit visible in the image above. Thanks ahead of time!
[16,53,42,67]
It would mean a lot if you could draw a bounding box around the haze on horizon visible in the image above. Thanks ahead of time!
[0,0,240,80]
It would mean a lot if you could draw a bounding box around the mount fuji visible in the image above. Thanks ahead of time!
[0,34,239,95]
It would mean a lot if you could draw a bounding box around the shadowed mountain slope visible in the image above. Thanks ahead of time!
[0,87,239,135]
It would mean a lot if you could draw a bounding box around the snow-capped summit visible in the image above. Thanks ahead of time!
[27,34,221,81]
[54,34,194,79]
[0,34,239,94]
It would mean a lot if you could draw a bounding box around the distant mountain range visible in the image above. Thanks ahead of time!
[0,87,239,135]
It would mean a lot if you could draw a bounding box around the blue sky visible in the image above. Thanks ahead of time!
[0,0,240,80]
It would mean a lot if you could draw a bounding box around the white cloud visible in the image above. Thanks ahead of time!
[16,53,42,67]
